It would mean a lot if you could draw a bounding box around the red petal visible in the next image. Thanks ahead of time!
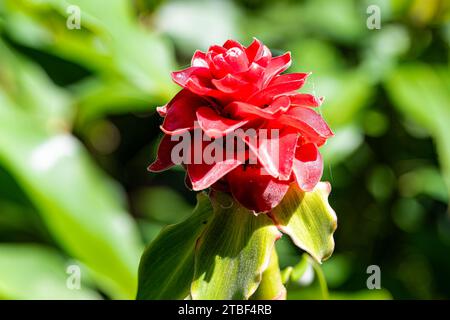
[160,90,205,135]
[196,107,248,138]
[245,38,263,63]
[212,74,247,93]
[191,50,208,67]
[292,143,323,191]
[156,105,167,117]
[241,128,298,180]
[210,54,231,78]
[187,159,241,191]
[224,102,277,120]
[171,66,210,88]
[269,72,309,88]
[239,62,265,84]
[208,45,227,55]
[225,47,249,73]
[248,73,308,105]
[289,93,324,107]
[223,39,245,51]
[227,165,291,213]
[224,96,289,120]
[276,130,298,180]
[263,95,290,114]
[147,134,178,172]
[185,77,225,100]
[255,45,272,67]
[263,52,291,85]
[279,106,333,142]
[182,132,242,191]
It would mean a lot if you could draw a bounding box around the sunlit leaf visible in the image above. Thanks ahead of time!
[250,249,286,300]
[289,254,310,283]
[280,267,293,285]
[0,244,100,300]
[137,192,212,300]
[191,191,281,300]
[270,182,337,263]
[0,93,143,299]
[0,40,73,124]
[73,79,161,125]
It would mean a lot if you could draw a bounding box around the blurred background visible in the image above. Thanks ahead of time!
[0,0,449,299]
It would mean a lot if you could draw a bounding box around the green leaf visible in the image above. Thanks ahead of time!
[310,257,329,299]
[0,40,73,124]
[270,182,337,263]
[0,94,143,299]
[290,254,310,282]
[73,79,158,125]
[136,192,213,300]
[0,244,100,300]
[385,64,450,198]
[280,267,293,285]
[250,249,286,300]
[191,191,281,300]
[2,0,177,121]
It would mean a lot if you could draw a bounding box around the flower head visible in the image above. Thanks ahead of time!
[149,39,333,213]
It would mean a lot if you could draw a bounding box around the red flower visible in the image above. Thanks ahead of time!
[149,39,333,213]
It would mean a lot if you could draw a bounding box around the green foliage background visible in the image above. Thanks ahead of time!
[0,0,449,299]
